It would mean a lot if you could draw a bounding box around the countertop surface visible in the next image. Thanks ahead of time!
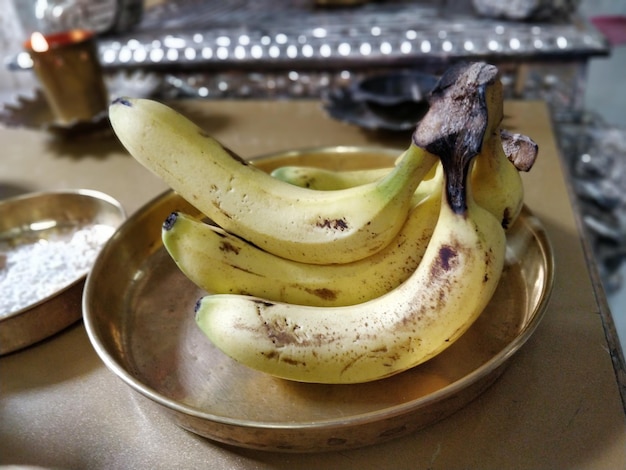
[1,99,625,469]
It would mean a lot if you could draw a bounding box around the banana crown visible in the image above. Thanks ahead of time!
[414,62,498,214]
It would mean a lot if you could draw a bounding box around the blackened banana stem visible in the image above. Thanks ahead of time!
[414,62,498,214]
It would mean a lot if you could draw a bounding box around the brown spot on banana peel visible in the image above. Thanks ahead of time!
[229,264,264,277]
[255,301,329,352]
[196,129,250,166]
[433,245,459,273]
[501,207,512,230]
[211,198,233,220]
[223,144,250,166]
[304,287,339,301]
[483,246,497,283]
[219,240,241,255]
[429,243,461,309]
[266,352,309,370]
[316,217,349,231]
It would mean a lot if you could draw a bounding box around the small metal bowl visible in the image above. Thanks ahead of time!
[0,189,125,355]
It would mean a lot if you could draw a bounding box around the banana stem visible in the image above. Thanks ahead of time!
[375,144,438,198]
[412,62,500,214]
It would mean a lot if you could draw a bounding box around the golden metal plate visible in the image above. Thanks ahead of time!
[83,146,554,452]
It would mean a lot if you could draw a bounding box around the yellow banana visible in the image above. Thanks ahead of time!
[162,165,443,307]
[471,76,524,229]
[194,179,504,383]
[270,128,534,191]
[194,62,507,383]
[271,118,536,230]
[109,98,437,264]
[271,165,393,190]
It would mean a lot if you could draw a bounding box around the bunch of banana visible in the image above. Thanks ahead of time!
[159,71,537,307]
[109,62,538,384]
[109,98,438,264]
[193,62,509,383]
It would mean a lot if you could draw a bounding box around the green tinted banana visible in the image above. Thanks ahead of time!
[473,126,522,229]
[272,124,535,230]
[163,165,443,307]
[272,138,521,229]
[194,62,507,383]
[109,97,437,264]
[270,128,533,191]
[271,165,393,190]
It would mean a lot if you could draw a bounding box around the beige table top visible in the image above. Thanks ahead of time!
[1,99,625,469]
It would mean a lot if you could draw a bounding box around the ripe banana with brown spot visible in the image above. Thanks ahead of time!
[194,62,507,383]
[109,97,437,264]
[162,164,443,307]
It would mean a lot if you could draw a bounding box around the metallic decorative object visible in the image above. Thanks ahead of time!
[156,61,589,123]
[558,117,626,292]
[323,86,421,132]
[4,1,608,122]
[0,71,162,135]
[83,146,554,452]
[322,72,438,132]
[351,71,435,104]
[25,29,108,125]
[6,1,608,71]
[0,189,126,355]
[13,0,143,36]
[472,0,581,21]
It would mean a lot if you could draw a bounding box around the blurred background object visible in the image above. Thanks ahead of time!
[13,0,143,36]
[472,0,581,21]
[26,29,109,125]
[1,0,610,120]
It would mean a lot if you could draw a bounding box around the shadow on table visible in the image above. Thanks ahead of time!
[41,104,234,161]
[0,182,36,200]
[0,321,101,394]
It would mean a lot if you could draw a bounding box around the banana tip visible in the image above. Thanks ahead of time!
[194,297,203,316]
[163,211,179,231]
[111,97,132,107]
